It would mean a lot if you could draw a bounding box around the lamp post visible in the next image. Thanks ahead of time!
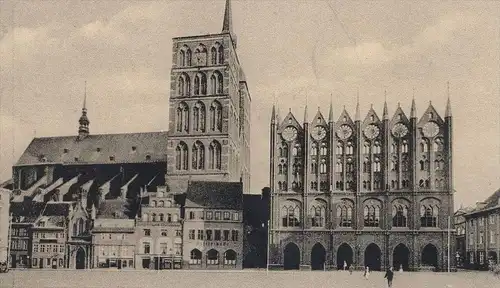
[266,220,270,275]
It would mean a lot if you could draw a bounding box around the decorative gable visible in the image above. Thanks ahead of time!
[363,106,381,126]
[311,110,327,127]
[417,103,444,126]
[390,105,409,125]
[336,108,354,127]
[278,111,302,132]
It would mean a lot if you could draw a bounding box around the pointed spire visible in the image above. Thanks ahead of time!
[303,105,308,124]
[410,89,416,118]
[222,0,233,34]
[383,89,389,120]
[222,0,237,46]
[354,90,360,121]
[78,81,90,140]
[271,104,276,124]
[445,81,452,117]
[328,95,333,122]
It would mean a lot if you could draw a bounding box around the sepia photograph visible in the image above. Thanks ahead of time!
[0,0,499,287]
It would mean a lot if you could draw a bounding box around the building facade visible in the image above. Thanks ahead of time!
[454,206,472,268]
[0,188,10,263]
[135,186,183,270]
[269,99,455,271]
[165,0,251,194]
[92,218,136,269]
[182,181,243,270]
[464,189,500,270]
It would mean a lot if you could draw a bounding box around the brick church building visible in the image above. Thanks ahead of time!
[268,97,456,271]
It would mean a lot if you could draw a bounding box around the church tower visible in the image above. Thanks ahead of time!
[166,0,251,193]
[78,82,89,140]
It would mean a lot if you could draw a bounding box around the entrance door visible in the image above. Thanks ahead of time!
[311,243,326,270]
[283,242,300,270]
[75,247,86,269]
[364,243,382,271]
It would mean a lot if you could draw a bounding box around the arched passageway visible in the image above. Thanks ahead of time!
[393,244,410,271]
[311,243,326,270]
[364,243,382,271]
[336,243,353,270]
[421,244,438,268]
[283,243,300,270]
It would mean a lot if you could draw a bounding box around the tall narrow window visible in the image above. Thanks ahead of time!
[209,141,222,170]
[176,142,189,170]
[193,101,206,132]
[192,141,205,170]
[320,159,327,174]
[218,45,224,64]
[176,102,189,132]
[420,140,428,153]
[211,47,217,65]
[210,101,222,131]
[194,73,207,95]
[311,143,318,156]
[320,143,327,155]
[180,50,185,66]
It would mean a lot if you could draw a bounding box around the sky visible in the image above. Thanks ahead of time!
[0,0,499,209]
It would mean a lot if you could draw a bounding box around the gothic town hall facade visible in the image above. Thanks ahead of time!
[268,99,455,272]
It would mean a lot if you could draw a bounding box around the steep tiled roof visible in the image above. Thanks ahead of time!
[15,131,168,166]
[9,201,70,223]
[483,188,500,209]
[97,198,131,219]
[186,181,243,210]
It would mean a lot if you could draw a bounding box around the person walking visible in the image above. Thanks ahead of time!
[348,264,353,275]
[343,261,347,271]
[363,266,370,279]
[384,266,394,288]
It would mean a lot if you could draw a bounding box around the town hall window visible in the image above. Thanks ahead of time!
[310,202,326,227]
[392,205,408,227]
[281,202,301,227]
[337,202,353,227]
[420,199,439,227]
[363,203,381,227]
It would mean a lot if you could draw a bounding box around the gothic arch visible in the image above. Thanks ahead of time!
[176,101,189,132]
[364,243,382,271]
[193,101,206,132]
[210,70,224,95]
[309,198,327,228]
[208,140,222,170]
[310,243,326,270]
[336,243,353,269]
[280,199,302,228]
[209,100,222,131]
[393,243,410,271]
[192,141,205,170]
[194,72,207,95]
[175,141,189,170]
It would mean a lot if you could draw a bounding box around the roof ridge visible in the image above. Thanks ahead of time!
[33,130,169,140]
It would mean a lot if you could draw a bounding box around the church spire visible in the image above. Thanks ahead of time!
[303,105,308,124]
[410,88,417,118]
[445,81,452,117]
[383,90,389,120]
[271,104,276,124]
[354,90,360,121]
[328,95,333,122]
[78,81,90,140]
[222,0,237,46]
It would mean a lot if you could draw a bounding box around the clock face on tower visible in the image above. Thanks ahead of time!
[311,125,327,141]
[363,124,380,139]
[336,124,353,140]
[392,123,409,138]
[422,122,440,138]
[282,126,298,141]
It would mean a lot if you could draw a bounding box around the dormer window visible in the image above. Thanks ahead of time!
[96,148,101,152]
[39,221,45,227]
[109,156,115,161]
[63,149,69,154]
[39,155,47,162]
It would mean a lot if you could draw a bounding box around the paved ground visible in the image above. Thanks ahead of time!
[0,270,497,288]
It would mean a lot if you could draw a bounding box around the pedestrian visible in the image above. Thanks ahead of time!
[349,264,353,275]
[343,261,347,271]
[399,264,403,274]
[363,266,370,279]
[384,266,394,288]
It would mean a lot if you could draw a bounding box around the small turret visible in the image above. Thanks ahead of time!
[78,82,89,140]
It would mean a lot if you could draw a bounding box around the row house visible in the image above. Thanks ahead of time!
[464,188,500,270]
[135,186,183,270]
[182,181,243,270]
